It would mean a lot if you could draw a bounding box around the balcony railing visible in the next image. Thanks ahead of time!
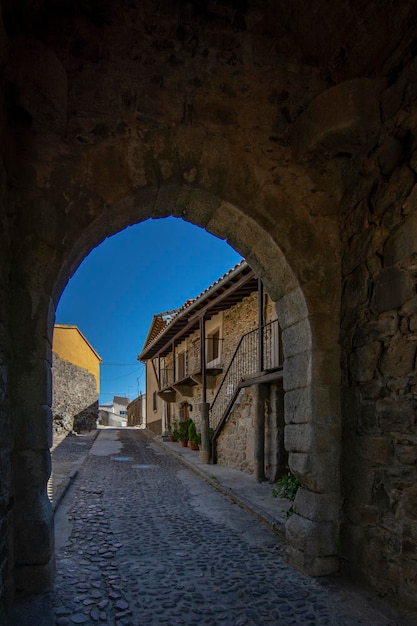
[209,319,282,435]
[159,340,202,389]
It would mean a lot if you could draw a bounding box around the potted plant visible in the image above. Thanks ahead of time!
[188,420,200,451]
[170,419,179,442]
[178,418,190,447]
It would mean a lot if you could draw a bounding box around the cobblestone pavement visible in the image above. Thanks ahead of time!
[53,429,407,626]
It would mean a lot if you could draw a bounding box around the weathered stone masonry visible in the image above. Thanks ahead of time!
[52,353,98,434]
[1,0,417,621]
[339,77,417,610]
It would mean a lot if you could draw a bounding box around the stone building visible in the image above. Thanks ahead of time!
[98,396,129,427]
[52,325,101,434]
[127,393,146,427]
[1,1,417,621]
[139,261,286,480]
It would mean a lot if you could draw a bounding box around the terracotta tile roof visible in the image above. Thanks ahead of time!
[139,259,253,359]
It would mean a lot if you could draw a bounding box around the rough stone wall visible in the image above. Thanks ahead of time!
[340,72,417,611]
[4,0,417,615]
[216,389,255,473]
[0,6,12,613]
[166,292,273,432]
[222,293,258,368]
[217,382,286,479]
[52,353,98,434]
[127,396,145,427]
[0,112,11,624]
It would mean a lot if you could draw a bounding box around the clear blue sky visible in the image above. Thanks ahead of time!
[56,217,242,404]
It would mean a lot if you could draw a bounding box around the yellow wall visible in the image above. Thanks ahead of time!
[53,325,101,392]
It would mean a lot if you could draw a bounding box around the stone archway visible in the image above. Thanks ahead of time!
[9,180,341,596]
[1,0,347,606]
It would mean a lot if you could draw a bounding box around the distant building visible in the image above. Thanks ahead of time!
[139,261,285,479]
[99,396,129,427]
[52,325,102,434]
[127,393,146,427]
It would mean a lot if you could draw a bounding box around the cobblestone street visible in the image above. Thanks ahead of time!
[52,429,407,626]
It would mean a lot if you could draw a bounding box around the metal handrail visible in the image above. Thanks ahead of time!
[209,319,282,433]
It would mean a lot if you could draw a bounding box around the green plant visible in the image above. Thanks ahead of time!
[171,419,179,441]
[272,471,300,519]
[178,418,191,441]
[188,419,198,442]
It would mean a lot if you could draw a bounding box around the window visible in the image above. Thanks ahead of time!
[207,328,221,364]
[153,391,158,412]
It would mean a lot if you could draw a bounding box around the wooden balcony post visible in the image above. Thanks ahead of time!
[200,314,207,404]
[199,401,211,464]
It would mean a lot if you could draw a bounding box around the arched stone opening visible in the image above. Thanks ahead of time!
[9,182,341,598]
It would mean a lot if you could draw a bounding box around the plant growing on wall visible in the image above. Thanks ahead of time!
[272,471,300,519]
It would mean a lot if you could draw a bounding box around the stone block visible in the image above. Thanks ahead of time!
[344,502,380,526]
[283,351,311,391]
[0,449,10,500]
[349,340,382,383]
[359,379,385,403]
[275,288,308,330]
[286,545,339,576]
[342,263,369,309]
[289,451,340,493]
[14,493,54,565]
[380,337,416,378]
[14,358,52,414]
[294,487,340,522]
[311,349,341,386]
[370,165,415,217]
[378,136,404,176]
[371,267,415,313]
[393,434,417,465]
[282,318,311,359]
[384,212,417,267]
[352,314,398,347]
[285,422,339,455]
[357,435,391,466]
[14,554,55,594]
[286,514,338,556]
[309,314,340,351]
[12,450,51,496]
[311,385,341,424]
[12,405,52,451]
[284,388,312,424]
[377,396,416,433]
[395,482,417,519]
[292,78,382,163]
[402,182,417,216]
[285,424,315,453]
